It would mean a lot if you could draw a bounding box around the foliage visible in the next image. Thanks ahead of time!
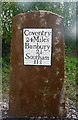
[2,56,10,93]
[65,55,76,103]
[0,57,2,95]
[1,2,76,56]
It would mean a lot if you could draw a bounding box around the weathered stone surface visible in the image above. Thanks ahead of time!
[9,11,65,116]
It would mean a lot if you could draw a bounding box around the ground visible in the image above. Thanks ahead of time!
[0,98,78,119]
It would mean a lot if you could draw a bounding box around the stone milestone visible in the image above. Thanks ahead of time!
[9,11,65,117]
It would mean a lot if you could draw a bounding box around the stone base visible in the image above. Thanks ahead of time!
[1,116,73,120]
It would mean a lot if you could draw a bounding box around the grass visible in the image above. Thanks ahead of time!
[2,56,10,94]
[0,57,2,101]
[1,54,77,106]
[65,55,76,104]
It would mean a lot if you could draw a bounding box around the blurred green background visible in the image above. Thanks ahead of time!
[0,2,77,107]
